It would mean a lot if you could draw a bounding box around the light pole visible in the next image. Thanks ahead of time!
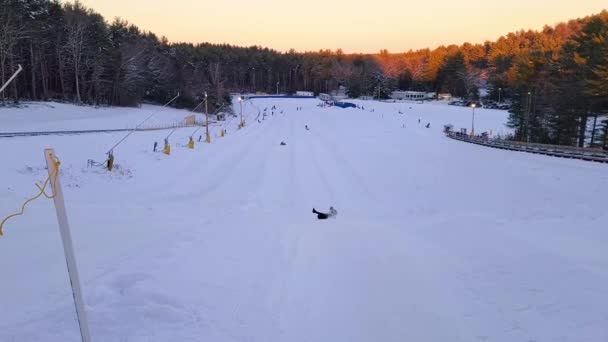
[276,81,279,95]
[498,88,502,103]
[238,96,244,128]
[525,91,532,143]
[205,92,210,143]
[252,67,256,93]
[292,65,300,91]
[470,103,476,136]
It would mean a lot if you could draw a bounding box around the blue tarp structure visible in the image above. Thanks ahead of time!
[245,95,315,99]
[334,102,356,109]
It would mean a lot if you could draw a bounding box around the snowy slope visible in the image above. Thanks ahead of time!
[1,99,607,342]
[0,101,205,133]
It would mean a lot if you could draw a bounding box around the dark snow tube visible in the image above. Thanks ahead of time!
[312,208,329,220]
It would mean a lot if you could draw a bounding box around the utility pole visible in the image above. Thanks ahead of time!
[525,91,532,143]
[294,64,300,91]
[238,96,244,128]
[470,103,476,136]
[205,92,210,143]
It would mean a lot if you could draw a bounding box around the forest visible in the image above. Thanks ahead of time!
[1,0,607,147]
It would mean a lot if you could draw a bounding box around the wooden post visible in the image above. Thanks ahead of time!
[44,149,92,342]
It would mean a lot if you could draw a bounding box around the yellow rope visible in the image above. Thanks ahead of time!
[0,158,60,236]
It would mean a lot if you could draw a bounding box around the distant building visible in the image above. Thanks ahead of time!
[184,115,196,125]
[331,86,348,101]
[319,93,333,101]
[438,93,452,101]
[390,91,436,101]
[296,91,314,97]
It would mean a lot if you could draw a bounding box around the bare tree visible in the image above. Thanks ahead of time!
[457,67,481,98]
[64,2,90,103]
[330,60,353,86]
[0,5,26,101]
[209,62,225,101]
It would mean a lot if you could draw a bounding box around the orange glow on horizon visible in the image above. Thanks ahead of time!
[75,0,606,53]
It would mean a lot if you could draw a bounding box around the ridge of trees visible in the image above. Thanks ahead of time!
[1,0,606,147]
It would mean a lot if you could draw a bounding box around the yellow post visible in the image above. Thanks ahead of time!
[221,129,225,137]
[206,133,211,143]
[164,142,171,155]
[188,137,194,149]
[107,153,114,171]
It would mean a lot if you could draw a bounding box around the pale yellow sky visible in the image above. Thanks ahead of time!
[76,0,606,53]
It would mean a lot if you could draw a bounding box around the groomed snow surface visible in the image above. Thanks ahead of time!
[0,102,205,133]
[1,99,607,342]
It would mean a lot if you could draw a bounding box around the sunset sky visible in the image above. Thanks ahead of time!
[76,0,606,53]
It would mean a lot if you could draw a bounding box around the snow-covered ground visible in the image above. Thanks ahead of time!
[1,99,607,342]
[0,102,204,132]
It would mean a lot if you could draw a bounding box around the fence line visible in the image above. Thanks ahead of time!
[446,132,608,164]
[0,123,200,139]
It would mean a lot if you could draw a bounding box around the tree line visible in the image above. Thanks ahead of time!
[1,0,606,147]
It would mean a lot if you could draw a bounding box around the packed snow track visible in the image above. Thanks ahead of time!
[1,98,607,342]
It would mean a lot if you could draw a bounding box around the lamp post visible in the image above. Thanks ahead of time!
[292,65,300,92]
[525,91,532,143]
[238,96,244,128]
[470,103,476,136]
[498,88,502,103]
[252,67,256,93]
[205,92,210,143]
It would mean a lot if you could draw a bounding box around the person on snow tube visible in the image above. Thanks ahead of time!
[312,207,337,220]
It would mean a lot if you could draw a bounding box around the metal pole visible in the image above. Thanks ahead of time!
[205,92,210,143]
[106,93,179,155]
[44,149,91,342]
[294,65,300,91]
[526,91,531,143]
[0,64,23,94]
[498,88,502,103]
[471,104,476,136]
[240,98,243,127]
